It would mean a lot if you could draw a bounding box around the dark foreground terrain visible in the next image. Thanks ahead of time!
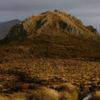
[0,42,100,100]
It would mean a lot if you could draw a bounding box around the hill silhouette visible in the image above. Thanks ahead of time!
[0,19,20,39]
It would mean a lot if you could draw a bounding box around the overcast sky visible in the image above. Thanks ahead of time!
[0,0,100,31]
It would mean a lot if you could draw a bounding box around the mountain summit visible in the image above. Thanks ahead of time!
[5,10,97,40]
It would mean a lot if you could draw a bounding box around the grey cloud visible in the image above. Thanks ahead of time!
[0,5,33,11]
[0,0,54,11]
[0,0,100,12]
[0,0,100,31]
[70,8,100,17]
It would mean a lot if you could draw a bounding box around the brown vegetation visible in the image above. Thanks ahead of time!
[0,10,100,100]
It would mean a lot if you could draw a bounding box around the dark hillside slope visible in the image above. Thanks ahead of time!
[0,19,20,39]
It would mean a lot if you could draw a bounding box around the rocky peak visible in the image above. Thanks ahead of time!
[5,10,97,41]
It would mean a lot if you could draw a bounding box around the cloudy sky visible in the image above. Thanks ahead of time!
[0,0,100,31]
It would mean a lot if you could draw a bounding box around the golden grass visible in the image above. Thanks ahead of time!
[0,83,78,100]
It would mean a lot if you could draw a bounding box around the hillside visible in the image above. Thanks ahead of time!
[0,10,100,100]
[3,10,100,59]
[6,10,96,39]
[0,19,20,39]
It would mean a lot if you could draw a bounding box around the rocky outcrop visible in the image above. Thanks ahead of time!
[86,25,98,34]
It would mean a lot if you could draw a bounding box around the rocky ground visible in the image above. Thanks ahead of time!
[0,56,100,100]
